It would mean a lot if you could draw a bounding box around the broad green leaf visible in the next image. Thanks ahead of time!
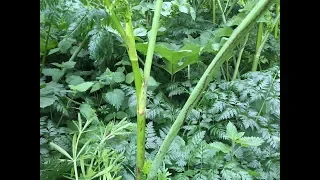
[116,111,127,119]
[80,104,94,120]
[147,76,159,90]
[236,137,264,147]
[161,2,172,16]
[134,27,147,37]
[125,72,134,84]
[48,48,60,55]
[69,82,94,92]
[210,142,231,153]
[63,61,76,69]
[90,82,104,93]
[226,13,246,26]
[105,113,116,121]
[58,38,73,53]
[235,132,245,140]
[105,89,125,110]
[66,75,85,85]
[50,142,73,160]
[40,95,58,108]
[42,68,65,82]
[135,42,201,74]
[214,27,234,37]
[112,72,125,83]
[226,121,238,140]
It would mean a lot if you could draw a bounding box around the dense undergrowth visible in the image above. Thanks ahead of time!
[40,0,280,179]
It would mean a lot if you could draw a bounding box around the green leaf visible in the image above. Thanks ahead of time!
[63,61,76,69]
[40,95,58,108]
[50,142,73,160]
[42,68,65,82]
[214,27,234,37]
[226,121,238,140]
[235,137,264,147]
[210,142,231,153]
[90,82,104,93]
[112,72,125,83]
[66,75,85,85]
[147,76,159,90]
[116,111,127,119]
[58,38,73,53]
[189,7,196,20]
[235,132,245,140]
[125,72,134,84]
[105,113,116,121]
[48,48,60,55]
[134,27,147,37]
[80,104,94,120]
[135,42,200,74]
[105,89,125,110]
[69,82,94,92]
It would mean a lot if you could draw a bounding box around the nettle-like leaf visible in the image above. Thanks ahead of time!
[69,82,94,92]
[236,137,264,147]
[66,75,85,85]
[104,89,125,110]
[210,142,231,153]
[226,121,238,140]
[42,68,65,82]
[40,95,58,108]
[58,38,76,53]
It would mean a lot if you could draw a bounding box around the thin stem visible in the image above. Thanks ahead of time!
[274,0,280,39]
[251,22,264,71]
[217,0,227,24]
[252,13,279,71]
[212,0,216,24]
[69,33,90,62]
[221,66,226,80]
[232,33,249,80]
[40,24,52,77]
[226,0,237,17]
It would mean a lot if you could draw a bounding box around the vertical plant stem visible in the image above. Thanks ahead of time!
[252,13,279,71]
[221,67,227,80]
[232,33,249,80]
[274,0,280,39]
[251,22,264,71]
[147,1,274,179]
[212,0,216,23]
[40,24,52,77]
[136,0,163,179]
[217,0,227,24]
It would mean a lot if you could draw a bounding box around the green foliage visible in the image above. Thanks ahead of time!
[40,0,279,179]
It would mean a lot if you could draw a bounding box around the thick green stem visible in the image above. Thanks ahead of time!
[212,0,216,24]
[136,0,163,179]
[40,24,52,77]
[232,33,249,80]
[147,1,274,179]
[251,22,264,71]
[69,33,90,62]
